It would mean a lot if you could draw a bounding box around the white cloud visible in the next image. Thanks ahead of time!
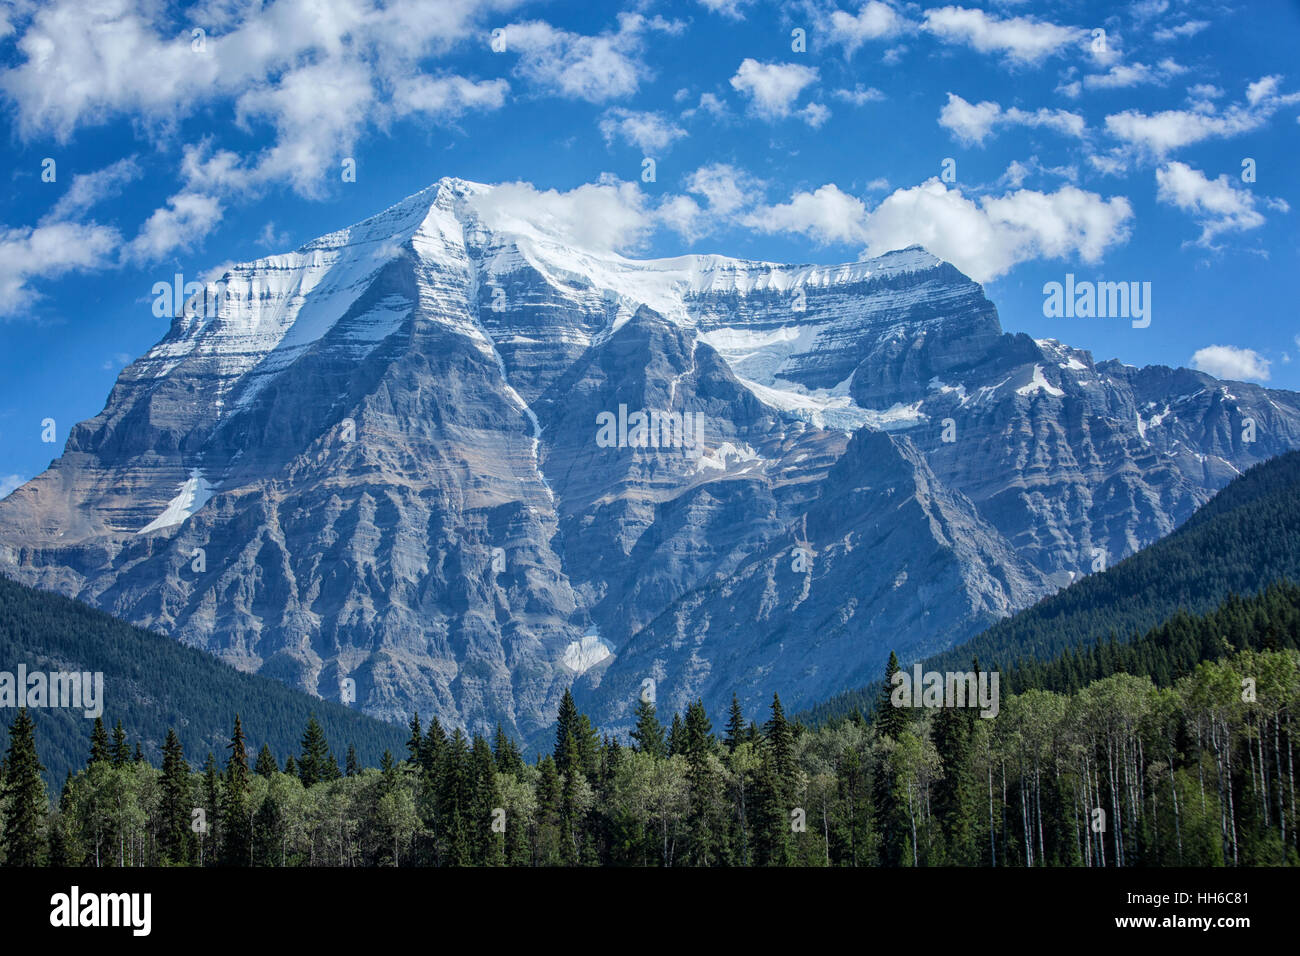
[0,220,120,315]
[697,0,756,20]
[502,14,669,104]
[833,84,886,105]
[467,178,654,255]
[744,185,870,244]
[922,6,1083,65]
[686,164,765,217]
[859,180,1132,282]
[43,157,141,223]
[1106,76,1300,155]
[1153,20,1209,42]
[1190,345,1271,382]
[829,2,910,55]
[1154,161,1269,247]
[1081,59,1184,91]
[391,75,509,119]
[126,191,224,263]
[729,59,820,120]
[938,93,1085,146]
[599,108,687,153]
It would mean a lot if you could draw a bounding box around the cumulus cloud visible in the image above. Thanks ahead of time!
[467,178,655,255]
[1190,345,1271,382]
[922,6,1083,65]
[599,108,687,153]
[0,0,520,268]
[833,84,886,105]
[938,93,1085,146]
[0,221,120,315]
[744,185,871,244]
[125,191,224,263]
[829,2,910,55]
[43,157,141,223]
[1106,76,1300,155]
[859,180,1133,282]
[729,59,821,121]
[1078,59,1185,92]
[391,75,509,120]
[1154,162,1271,247]
[500,14,673,104]
[1153,20,1209,42]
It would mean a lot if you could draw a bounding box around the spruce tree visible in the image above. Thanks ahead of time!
[255,744,277,778]
[492,723,523,776]
[159,729,192,864]
[298,715,332,788]
[200,751,221,863]
[283,754,297,777]
[346,745,360,777]
[406,713,423,763]
[88,716,110,767]
[725,694,746,752]
[876,651,907,741]
[630,697,666,758]
[1,709,47,866]
[110,718,130,767]
[221,715,252,866]
[667,712,686,756]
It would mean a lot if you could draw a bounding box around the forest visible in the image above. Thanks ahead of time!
[2,582,1297,867]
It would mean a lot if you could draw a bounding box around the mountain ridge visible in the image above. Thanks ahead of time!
[2,176,1298,741]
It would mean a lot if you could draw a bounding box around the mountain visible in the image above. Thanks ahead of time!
[2,177,1298,743]
[798,449,1300,725]
[0,573,408,789]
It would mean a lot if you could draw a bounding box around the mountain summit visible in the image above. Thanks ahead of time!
[3,177,1298,740]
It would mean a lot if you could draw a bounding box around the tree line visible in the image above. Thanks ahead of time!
[2,636,1296,866]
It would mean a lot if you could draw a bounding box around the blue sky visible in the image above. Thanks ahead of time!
[2,0,1299,494]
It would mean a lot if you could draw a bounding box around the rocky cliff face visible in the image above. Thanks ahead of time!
[2,177,1297,740]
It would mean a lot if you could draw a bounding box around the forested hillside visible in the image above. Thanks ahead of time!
[802,450,1300,726]
[2,580,1296,867]
[0,574,407,787]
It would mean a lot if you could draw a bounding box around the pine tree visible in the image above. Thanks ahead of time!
[346,745,360,777]
[133,742,144,764]
[437,729,473,866]
[221,715,252,865]
[667,713,686,756]
[283,754,297,777]
[877,651,907,741]
[159,729,192,864]
[110,718,130,767]
[88,717,110,767]
[2,709,47,866]
[254,744,277,778]
[297,715,332,788]
[630,697,666,758]
[421,718,447,776]
[492,723,523,776]
[470,735,502,865]
[406,713,423,763]
[725,694,746,752]
[200,751,221,864]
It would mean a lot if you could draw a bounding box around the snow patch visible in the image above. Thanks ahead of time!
[138,469,213,534]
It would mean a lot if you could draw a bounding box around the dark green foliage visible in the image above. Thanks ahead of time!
[0,573,406,791]
[804,451,1300,728]
[2,709,46,865]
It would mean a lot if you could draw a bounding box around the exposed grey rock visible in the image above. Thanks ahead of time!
[2,177,1297,742]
